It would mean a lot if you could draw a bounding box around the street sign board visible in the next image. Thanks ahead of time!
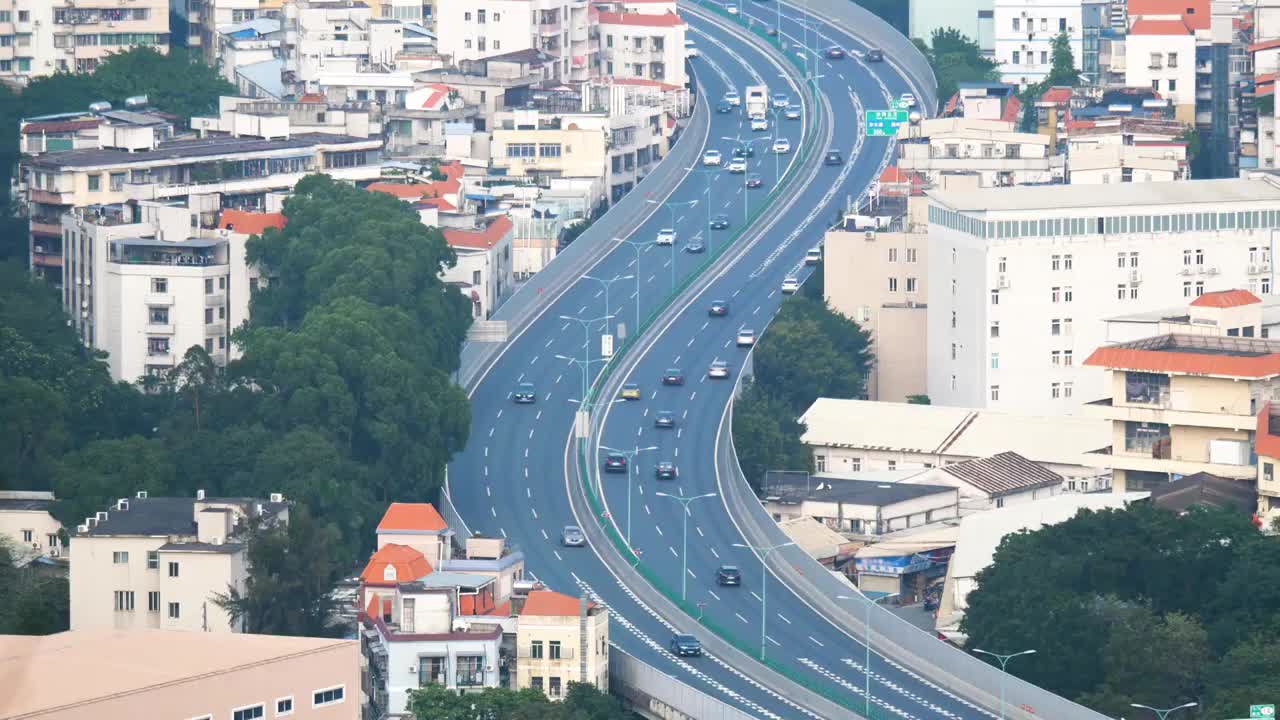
[866,109,908,137]
[1251,705,1275,719]
[602,334,614,359]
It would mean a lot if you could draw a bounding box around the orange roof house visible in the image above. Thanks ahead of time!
[519,589,594,616]
[1129,18,1192,35]
[360,543,433,585]
[442,215,513,250]
[217,209,286,235]
[1126,0,1209,31]
[1189,289,1261,308]
[377,503,448,533]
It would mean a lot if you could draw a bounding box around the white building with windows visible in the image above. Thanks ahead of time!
[0,491,65,564]
[896,118,1056,188]
[993,0,1084,87]
[926,177,1280,415]
[0,0,170,83]
[598,10,686,89]
[436,0,597,83]
[1123,18,1197,124]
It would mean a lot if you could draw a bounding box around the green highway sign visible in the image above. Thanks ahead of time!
[866,109,909,137]
[1252,705,1275,719]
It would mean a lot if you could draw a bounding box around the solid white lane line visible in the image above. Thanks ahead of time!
[709,589,721,601]
[809,636,825,647]
[778,614,792,624]
[541,528,549,540]
[736,612,749,624]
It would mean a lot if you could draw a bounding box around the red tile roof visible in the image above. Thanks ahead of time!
[1130,18,1191,35]
[443,215,513,250]
[415,197,457,212]
[218,209,286,235]
[1257,402,1280,458]
[520,589,595,616]
[368,161,464,203]
[1127,0,1209,31]
[360,544,433,584]
[412,83,454,111]
[1190,289,1261,308]
[1085,342,1280,379]
[1250,39,1280,53]
[1039,86,1073,105]
[606,76,683,91]
[377,502,448,532]
[1001,95,1023,124]
[21,119,99,134]
[943,92,961,114]
[298,93,326,103]
[597,10,684,27]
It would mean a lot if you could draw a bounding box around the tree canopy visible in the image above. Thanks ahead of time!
[961,504,1280,719]
[914,29,1000,114]
[408,682,639,720]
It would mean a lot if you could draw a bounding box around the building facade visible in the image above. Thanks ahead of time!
[993,0,1084,87]
[0,491,64,563]
[911,0,995,54]
[926,177,1280,415]
[514,589,609,700]
[0,0,169,83]
[598,10,686,89]
[442,215,515,320]
[436,0,596,84]
[896,117,1056,188]
[1124,18,1197,124]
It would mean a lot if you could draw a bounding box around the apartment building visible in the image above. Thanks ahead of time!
[1083,290,1268,496]
[0,0,169,83]
[0,491,64,564]
[925,177,1280,415]
[598,10,686,88]
[993,0,1085,87]
[215,17,284,88]
[174,0,283,65]
[896,117,1056,187]
[68,490,288,633]
[799,398,1113,491]
[514,589,609,699]
[940,82,1023,123]
[442,215,515,320]
[280,0,419,98]
[2,630,356,720]
[1124,17,1197,123]
[1254,400,1280,525]
[1067,144,1185,183]
[911,0,995,55]
[436,0,596,84]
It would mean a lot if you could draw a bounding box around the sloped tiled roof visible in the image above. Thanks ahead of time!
[377,502,447,532]
[218,209,285,235]
[597,10,684,27]
[21,119,99,135]
[1127,0,1209,31]
[940,451,1063,498]
[1190,289,1261,308]
[360,543,433,584]
[442,215,513,250]
[1085,334,1280,379]
[520,589,594,616]
[1039,86,1073,105]
[1130,18,1191,35]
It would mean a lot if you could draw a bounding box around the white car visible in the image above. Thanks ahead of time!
[736,328,756,347]
[772,138,791,154]
[656,228,675,246]
[708,360,731,379]
[805,246,822,264]
[727,158,748,173]
[781,277,800,294]
[702,149,723,166]
[784,105,802,120]
[750,115,769,131]
[726,4,739,15]
[771,93,790,109]
[899,93,916,107]
[685,40,699,59]
[724,90,741,107]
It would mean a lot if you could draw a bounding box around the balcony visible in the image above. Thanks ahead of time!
[32,252,63,268]
[29,188,74,205]
[145,350,175,366]
[147,322,175,335]
[1083,398,1257,431]
[205,293,226,307]
[1091,447,1256,480]
[539,21,563,36]
[205,322,226,337]
[146,292,174,306]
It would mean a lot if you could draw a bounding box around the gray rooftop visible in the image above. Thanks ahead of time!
[118,237,224,249]
[930,178,1280,213]
[0,497,54,512]
[413,571,496,589]
[236,58,286,100]
[158,541,244,554]
[765,472,957,507]
[939,451,1062,497]
[81,496,287,537]
[33,132,372,170]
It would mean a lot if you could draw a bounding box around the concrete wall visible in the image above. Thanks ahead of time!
[516,609,609,698]
[0,506,63,562]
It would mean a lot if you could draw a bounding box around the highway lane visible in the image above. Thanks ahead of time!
[446,12,832,718]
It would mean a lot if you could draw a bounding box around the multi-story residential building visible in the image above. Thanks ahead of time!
[68,489,289,633]
[1067,144,1185,182]
[993,0,1085,87]
[436,0,596,84]
[514,588,609,699]
[911,0,995,55]
[598,9,686,89]
[214,17,283,88]
[26,116,381,288]
[799,398,1112,492]
[0,0,169,83]
[2,630,356,720]
[939,82,1023,123]
[442,215,515,320]
[1080,0,1110,84]
[1253,400,1280,525]
[823,196,929,402]
[896,117,1056,187]
[0,491,65,563]
[1084,291,1269,495]
[925,177,1280,415]
[176,0,284,65]
[1125,17,1197,123]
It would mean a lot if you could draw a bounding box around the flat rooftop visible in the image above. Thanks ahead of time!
[32,133,375,170]
[930,178,1280,213]
[765,471,956,507]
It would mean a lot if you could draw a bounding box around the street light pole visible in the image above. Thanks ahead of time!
[654,491,716,600]
[600,444,658,546]
[732,540,794,661]
[583,274,633,330]
[643,198,698,295]
[1130,702,1199,720]
[559,313,613,409]
[837,591,899,715]
[685,166,717,254]
[554,354,604,406]
[972,648,1037,720]
[722,134,769,224]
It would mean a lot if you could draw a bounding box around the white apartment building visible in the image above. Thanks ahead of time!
[281,1,416,97]
[68,490,289,633]
[599,10,687,89]
[436,0,595,83]
[1067,144,1184,183]
[896,117,1056,188]
[1124,18,1197,123]
[214,18,283,87]
[926,177,1280,415]
[0,491,64,564]
[442,215,515,320]
[0,0,169,82]
[993,0,1084,87]
[175,0,282,65]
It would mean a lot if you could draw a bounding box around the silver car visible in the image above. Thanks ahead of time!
[561,526,585,547]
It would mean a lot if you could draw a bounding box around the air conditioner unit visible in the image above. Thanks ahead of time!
[1129,270,1141,284]
[998,275,1011,289]
[1178,267,1194,276]
[864,230,876,241]
[1250,263,1260,274]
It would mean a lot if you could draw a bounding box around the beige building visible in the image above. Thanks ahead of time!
[68,490,288,633]
[0,491,64,563]
[0,0,169,83]
[1067,144,1186,184]
[0,629,357,720]
[514,589,609,699]
[1254,402,1280,527]
[896,117,1056,188]
[1083,289,1272,494]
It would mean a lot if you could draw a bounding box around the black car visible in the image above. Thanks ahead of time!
[710,214,730,230]
[716,565,742,586]
[655,461,678,480]
[865,48,884,62]
[745,173,763,188]
[513,382,537,403]
[766,25,778,36]
[824,150,843,165]
[655,410,676,429]
[685,239,706,253]
[716,99,734,113]
[603,453,628,473]
[662,368,684,385]
[825,46,846,59]
[709,300,730,316]
[670,633,702,657]
[733,144,755,158]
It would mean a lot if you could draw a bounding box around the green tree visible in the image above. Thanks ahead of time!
[0,538,70,636]
[732,380,813,493]
[1205,633,1280,719]
[51,436,174,528]
[906,394,931,404]
[753,296,872,414]
[1078,609,1210,718]
[1045,31,1080,87]
[0,377,69,490]
[917,28,1000,112]
[214,506,346,637]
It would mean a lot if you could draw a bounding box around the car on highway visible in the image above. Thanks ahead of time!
[662,368,685,385]
[710,214,730,230]
[772,138,791,154]
[825,46,846,59]
[603,453,628,473]
[716,565,742,586]
[716,99,733,113]
[733,144,755,158]
[771,92,790,109]
[701,149,722,166]
[765,25,778,36]
[723,89,741,107]
[656,228,675,246]
[726,4,739,15]
[513,382,537,403]
[866,48,884,62]
[781,276,800,294]
[736,328,756,347]
[899,92,916,107]
[709,300,730,316]
[561,526,586,547]
[654,410,676,428]
[685,239,706,253]
[708,360,730,379]
[685,40,700,59]
[750,115,769,131]
[805,246,823,264]
[670,633,702,657]
[655,461,679,480]
[620,383,642,400]
[824,149,843,165]
[745,173,763,188]
[784,104,802,120]
[727,158,747,174]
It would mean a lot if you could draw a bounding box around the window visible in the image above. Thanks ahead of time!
[1051,287,1061,303]
[816,455,826,472]
[112,551,128,564]
[1040,51,1048,64]
[276,697,294,716]
[1063,318,1072,335]
[1063,382,1074,398]
[1195,281,1204,296]
[906,248,918,263]
[1051,318,1061,336]
[148,591,160,612]
[1052,254,1060,271]
[550,640,562,660]
[1196,249,1204,265]
[1265,278,1273,294]
[990,321,1000,338]
[887,460,897,470]
[951,343,957,360]
[1129,284,1139,300]
[996,497,1005,509]
[998,256,1007,273]
[1168,79,1177,92]
[1012,51,1020,65]
[549,677,563,698]
[1183,281,1192,297]
[990,385,1000,401]
[1064,350,1074,366]
[232,705,264,720]
[168,601,180,619]
[204,338,214,353]
[1168,52,1177,68]
[1051,350,1061,366]
[888,277,898,292]
[888,247,898,262]
[147,550,158,569]
[1116,252,1126,269]
[151,277,168,294]
[1117,284,1126,300]
[1060,17,1067,30]
[1183,249,1192,265]
[477,8,485,22]
[1064,254,1073,270]
[113,590,135,611]
[88,174,100,191]
[991,290,999,305]
[168,561,179,577]
[1012,17,1020,30]
[1040,17,1047,30]
[204,278,214,294]
[205,307,214,324]
[906,277,917,293]
[531,640,544,659]
[950,375,957,390]
[1051,382,1061,399]
[22,529,33,543]
[1064,286,1073,302]
[531,676,544,690]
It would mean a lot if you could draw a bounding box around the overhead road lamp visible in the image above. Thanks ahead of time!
[837,591,899,716]
[653,491,717,599]
[731,540,794,661]
[1129,703,1199,720]
[599,443,659,546]
[558,312,613,407]
[972,648,1037,720]
[582,274,634,328]
[721,134,772,224]
[642,197,699,295]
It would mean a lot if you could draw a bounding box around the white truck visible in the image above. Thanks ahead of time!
[745,85,768,118]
